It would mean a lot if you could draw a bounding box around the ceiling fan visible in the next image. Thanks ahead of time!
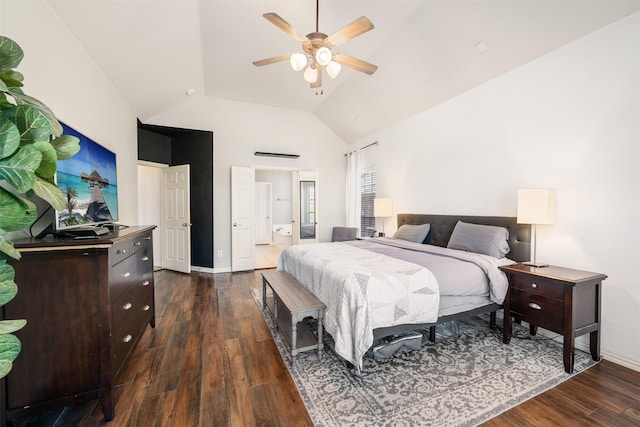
[253,0,378,93]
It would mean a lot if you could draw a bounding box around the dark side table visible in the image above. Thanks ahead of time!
[500,264,607,373]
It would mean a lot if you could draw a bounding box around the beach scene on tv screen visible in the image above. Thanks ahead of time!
[56,123,118,228]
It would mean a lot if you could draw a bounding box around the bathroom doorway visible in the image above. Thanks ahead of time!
[254,169,293,269]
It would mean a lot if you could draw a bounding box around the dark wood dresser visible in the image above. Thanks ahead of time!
[1,226,156,425]
[500,263,607,373]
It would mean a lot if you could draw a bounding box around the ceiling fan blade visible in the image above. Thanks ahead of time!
[325,16,374,47]
[263,13,309,43]
[333,53,378,75]
[253,55,291,67]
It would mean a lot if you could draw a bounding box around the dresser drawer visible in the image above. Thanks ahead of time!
[112,279,154,375]
[129,231,152,256]
[510,274,565,300]
[110,256,138,303]
[110,239,131,266]
[510,288,564,332]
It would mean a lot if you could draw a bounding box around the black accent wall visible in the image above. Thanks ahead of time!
[137,121,214,268]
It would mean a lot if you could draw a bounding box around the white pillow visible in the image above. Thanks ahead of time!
[393,224,430,243]
[447,221,510,258]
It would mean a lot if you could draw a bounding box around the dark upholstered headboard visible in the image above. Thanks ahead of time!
[397,214,531,263]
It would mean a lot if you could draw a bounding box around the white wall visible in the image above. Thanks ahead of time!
[354,14,640,370]
[147,97,348,271]
[2,0,139,226]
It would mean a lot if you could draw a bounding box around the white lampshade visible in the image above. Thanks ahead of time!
[289,53,307,72]
[374,198,393,218]
[517,189,557,225]
[326,60,342,79]
[303,65,319,83]
[315,47,332,67]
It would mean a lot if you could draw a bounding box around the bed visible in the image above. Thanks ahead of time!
[277,214,531,370]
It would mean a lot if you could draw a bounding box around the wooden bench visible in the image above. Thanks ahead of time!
[261,270,326,358]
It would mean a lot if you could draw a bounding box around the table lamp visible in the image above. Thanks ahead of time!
[517,189,556,267]
[374,198,393,237]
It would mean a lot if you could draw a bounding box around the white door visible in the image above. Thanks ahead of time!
[255,182,272,245]
[231,166,255,271]
[161,164,191,273]
[293,170,319,245]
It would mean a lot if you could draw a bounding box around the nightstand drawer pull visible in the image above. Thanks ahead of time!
[528,302,542,310]
[122,302,132,310]
[531,283,538,288]
[123,334,132,343]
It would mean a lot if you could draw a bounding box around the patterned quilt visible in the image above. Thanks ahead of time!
[277,242,439,371]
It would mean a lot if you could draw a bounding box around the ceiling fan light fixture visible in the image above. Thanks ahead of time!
[326,60,342,79]
[315,47,332,67]
[289,53,307,71]
[303,64,319,83]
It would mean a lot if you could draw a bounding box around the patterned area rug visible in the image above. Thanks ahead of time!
[251,289,596,426]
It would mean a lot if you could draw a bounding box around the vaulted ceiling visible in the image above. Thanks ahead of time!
[46,0,640,143]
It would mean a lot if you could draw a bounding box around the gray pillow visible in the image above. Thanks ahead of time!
[393,224,430,243]
[447,221,510,258]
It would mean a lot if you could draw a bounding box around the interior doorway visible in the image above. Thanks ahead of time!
[254,169,293,269]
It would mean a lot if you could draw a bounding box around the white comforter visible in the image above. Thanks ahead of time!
[277,242,439,370]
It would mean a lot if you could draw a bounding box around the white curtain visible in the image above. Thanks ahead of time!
[345,150,361,233]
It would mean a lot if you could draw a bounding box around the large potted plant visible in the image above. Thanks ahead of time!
[0,35,80,378]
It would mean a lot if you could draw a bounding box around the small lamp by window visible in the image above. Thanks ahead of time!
[517,189,556,267]
[374,198,393,237]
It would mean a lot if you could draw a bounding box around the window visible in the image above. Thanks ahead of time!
[360,168,376,237]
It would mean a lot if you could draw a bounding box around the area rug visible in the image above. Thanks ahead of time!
[251,289,596,426]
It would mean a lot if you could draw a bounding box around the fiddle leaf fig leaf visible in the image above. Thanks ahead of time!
[31,175,65,210]
[33,140,57,178]
[0,119,20,159]
[0,320,26,335]
[2,104,51,144]
[0,188,36,231]
[50,134,80,160]
[0,230,20,261]
[0,333,22,379]
[0,36,23,72]
[0,79,7,92]
[0,269,18,306]
[0,144,41,193]
[10,91,62,137]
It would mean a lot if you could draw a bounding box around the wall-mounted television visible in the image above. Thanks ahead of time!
[54,122,119,231]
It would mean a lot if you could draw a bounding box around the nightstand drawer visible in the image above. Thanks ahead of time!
[510,275,564,300]
[510,289,564,332]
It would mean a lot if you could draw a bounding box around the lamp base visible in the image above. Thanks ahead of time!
[522,262,549,268]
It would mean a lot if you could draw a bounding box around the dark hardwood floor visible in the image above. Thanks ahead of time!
[10,269,640,426]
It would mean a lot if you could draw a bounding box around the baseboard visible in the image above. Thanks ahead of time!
[522,321,640,373]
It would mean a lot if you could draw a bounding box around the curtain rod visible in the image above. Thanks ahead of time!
[344,141,378,157]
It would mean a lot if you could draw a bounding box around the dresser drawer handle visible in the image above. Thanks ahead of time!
[531,283,538,288]
[143,305,150,311]
[142,256,149,262]
[133,241,141,246]
[122,271,131,278]
[122,302,132,310]
[528,302,542,310]
[123,334,132,343]
[142,280,150,287]
[145,236,151,240]
[117,249,127,255]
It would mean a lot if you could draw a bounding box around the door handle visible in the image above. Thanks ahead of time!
[233,223,238,227]
[182,223,192,227]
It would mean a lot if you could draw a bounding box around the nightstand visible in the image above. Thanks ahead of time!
[500,264,607,373]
